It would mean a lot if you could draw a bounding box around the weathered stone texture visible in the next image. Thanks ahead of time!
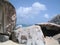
[0,0,16,42]
[49,14,60,25]
[0,0,16,35]
[14,25,45,45]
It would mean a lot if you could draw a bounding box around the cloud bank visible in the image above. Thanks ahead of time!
[16,2,48,24]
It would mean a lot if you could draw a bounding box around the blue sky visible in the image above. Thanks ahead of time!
[9,0,60,25]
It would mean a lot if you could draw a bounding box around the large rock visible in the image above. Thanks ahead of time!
[35,15,60,38]
[0,0,16,42]
[35,23,60,37]
[45,37,59,45]
[14,25,45,45]
[53,34,60,44]
[0,40,19,45]
[0,35,9,42]
[48,14,60,25]
[0,0,16,34]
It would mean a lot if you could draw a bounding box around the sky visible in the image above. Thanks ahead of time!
[9,0,60,25]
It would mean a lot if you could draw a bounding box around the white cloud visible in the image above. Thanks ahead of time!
[16,2,47,24]
[32,2,47,10]
[44,14,49,19]
[16,2,47,17]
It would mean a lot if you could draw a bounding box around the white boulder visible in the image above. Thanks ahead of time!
[14,25,45,45]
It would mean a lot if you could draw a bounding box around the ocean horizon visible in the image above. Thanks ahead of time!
[16,24,33,27]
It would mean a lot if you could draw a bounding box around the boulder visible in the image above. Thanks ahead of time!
[0,35,9,42]
[48,14,60,25]
[45,37,59,45]
[14,25,45,45]
[0,0,16,42]
[53,34,60,44]
[0,40,19,45]
[35,23,60,37]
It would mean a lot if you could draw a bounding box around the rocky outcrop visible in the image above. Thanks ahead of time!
[0,40,19,45]
[48,15,60,43]
[0,0,16,42]
[0,35,9,42]
[35,23,60,37]
[14,25,45,45]
[35,15,60,44]
[0,0,16,34]
[53,34,60,44]
[45,37,59,45]
[0,37,60,45]
[48,14,60,25]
